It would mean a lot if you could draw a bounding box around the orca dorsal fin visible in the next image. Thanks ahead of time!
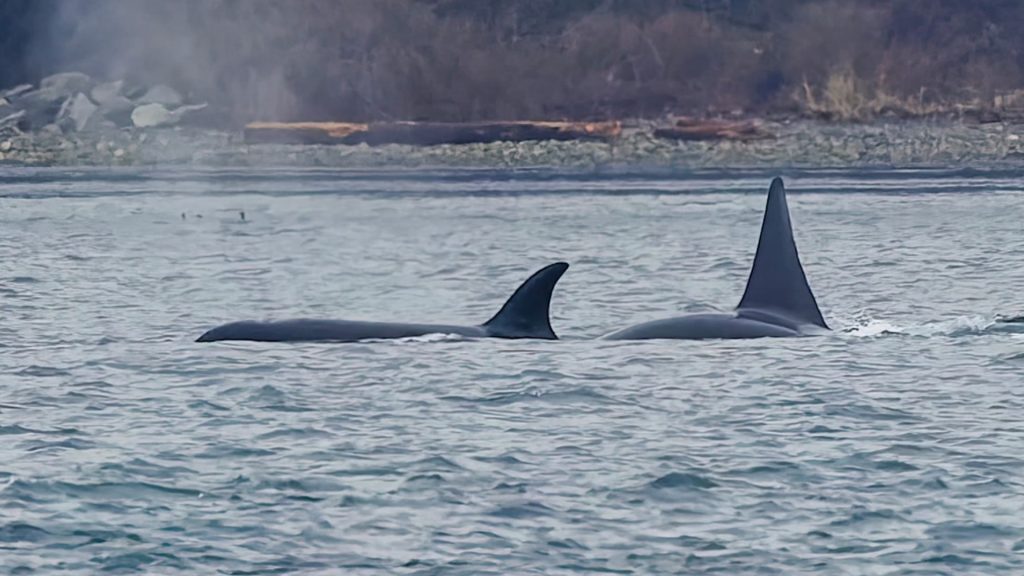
[482,262,569,339]
[736,177,828,329]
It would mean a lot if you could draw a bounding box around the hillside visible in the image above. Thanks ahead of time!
[2,0,1023,124]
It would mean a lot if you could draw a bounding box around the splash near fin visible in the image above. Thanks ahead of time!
[736,177,828,329]
[482,262,569,339]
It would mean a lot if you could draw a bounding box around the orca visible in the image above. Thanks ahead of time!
[604,177,828,340]
[197,262,568,343]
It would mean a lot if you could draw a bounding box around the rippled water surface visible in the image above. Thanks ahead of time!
[2,166,1024,574]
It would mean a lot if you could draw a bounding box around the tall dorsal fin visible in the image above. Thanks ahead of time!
[736,177,828,329]
[482,262,569,339]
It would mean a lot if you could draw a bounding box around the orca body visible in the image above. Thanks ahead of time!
[197,262,568,343]
[605,177,828,340]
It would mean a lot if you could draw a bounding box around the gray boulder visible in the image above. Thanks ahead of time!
[137,84,183,107]
[131,103,172,128]
[57,93,99,132]
[95,94,135,128]
[9,72,95,131]
[121,81,149,101]
[1,84,34,100]
[0,108,26,131]
[90,80,125,106]
[39,72,93,98]
[80,81,135,128]
[131,102,207,128]
[9,92,63,131]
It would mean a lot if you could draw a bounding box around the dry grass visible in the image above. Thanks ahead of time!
[801,70,869,121]
[801,68,965,122]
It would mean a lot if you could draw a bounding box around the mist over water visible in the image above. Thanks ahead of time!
[2,167,1024,573]
[27,0,303,122]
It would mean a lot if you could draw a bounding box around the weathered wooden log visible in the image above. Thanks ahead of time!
[654,117,773,142]
[243,120,621,146]
[244,122,368,144]
[344,121,621,146]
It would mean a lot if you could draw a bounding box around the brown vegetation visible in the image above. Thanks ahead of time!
[5,0,1024,124]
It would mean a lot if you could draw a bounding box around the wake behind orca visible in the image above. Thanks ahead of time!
[605,177,829,340]
[197,262,568,343]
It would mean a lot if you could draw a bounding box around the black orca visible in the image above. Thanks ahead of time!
[197,262,568,343]
[605,177,828,340]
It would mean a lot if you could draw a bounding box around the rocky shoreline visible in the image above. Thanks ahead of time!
[3,118,1024,170]
[5,74,1024,170]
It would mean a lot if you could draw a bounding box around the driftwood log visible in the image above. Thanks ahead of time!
[653,117,773,142]
[244,120,622,146]
[243,122,368,144]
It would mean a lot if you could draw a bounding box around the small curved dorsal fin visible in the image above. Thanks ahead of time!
[483,262,569,339]
[736,177,828,329]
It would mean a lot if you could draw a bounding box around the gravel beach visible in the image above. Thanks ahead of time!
[4,119,1024,170]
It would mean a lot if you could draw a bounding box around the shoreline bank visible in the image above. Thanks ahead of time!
[4,119,1024,170]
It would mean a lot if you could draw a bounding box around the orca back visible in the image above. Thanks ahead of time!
[483,262,568,339]
[736,177,828,329]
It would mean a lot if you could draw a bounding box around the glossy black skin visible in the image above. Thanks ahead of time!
[604,312,801,340]
[197,262,568,343]
[196,319,488,343]
[605,177,829,341]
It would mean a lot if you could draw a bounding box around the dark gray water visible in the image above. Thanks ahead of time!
[2,167,1024,575]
